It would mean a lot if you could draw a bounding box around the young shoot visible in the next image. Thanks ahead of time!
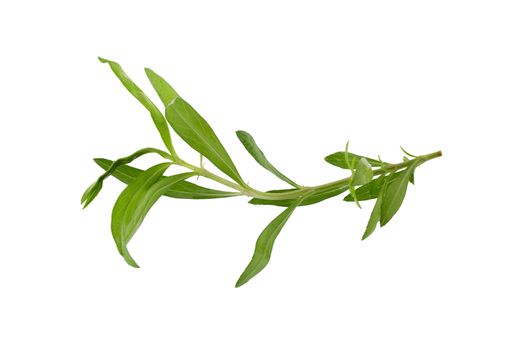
[82,58,442,287]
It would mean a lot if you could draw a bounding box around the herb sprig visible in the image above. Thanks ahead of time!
[82,58,442,287]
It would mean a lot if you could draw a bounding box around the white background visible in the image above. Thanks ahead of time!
[1,1,524,349]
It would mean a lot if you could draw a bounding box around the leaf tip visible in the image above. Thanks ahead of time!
[362,229,375,240]
[98,56,109,63]
[122,250,140,268]
[81,181,103,209]
[144,67,156,79]
[235,277,246,288]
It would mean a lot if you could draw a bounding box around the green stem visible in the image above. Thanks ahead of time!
[172,150,442,201]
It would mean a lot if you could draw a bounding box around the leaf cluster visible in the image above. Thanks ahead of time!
[82,58,441,287]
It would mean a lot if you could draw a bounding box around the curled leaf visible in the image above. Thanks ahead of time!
[353,158,373,186]
[81,148,170,208]
[325,151,383,169]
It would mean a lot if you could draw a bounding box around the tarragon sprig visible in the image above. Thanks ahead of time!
[82,58,442,287]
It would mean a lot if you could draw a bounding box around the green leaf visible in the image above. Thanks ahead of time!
[343,172,402,202]
[81,148,170,208]
[98,58,176,156]
[400,146,417,158]
[325,151,383,169]
[345,143,361,208]
[362,187,384,240]
[348,184,361,208]
[94,158,239,199]
[380,161,420,226]
[249,186,347,207]
[236,130,300,188]
[111,163,195,267]
[353,158,373,186]
[235,198,303,287]
[166,97,245,185]
[145,68,180,107]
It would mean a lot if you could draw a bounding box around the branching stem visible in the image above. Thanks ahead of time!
[170,150,442,201]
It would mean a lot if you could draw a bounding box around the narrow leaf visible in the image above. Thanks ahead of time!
[343,172,402,202]
[166,97,244,185]
[325,151,383,169]
[98,58,176,156]
[380,161,420,226]
[236,198,303,287]
[400,146,417,158]
[111,163,194,267]
[249,186,347,207]
[94,158,239,199]
[362,188,384,240]
[145,68,180,107]
[236,130,300,188]
[346,146,361,208]
[81,148,170,208]
[348,180,361,208]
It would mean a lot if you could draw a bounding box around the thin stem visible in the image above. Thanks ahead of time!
[171,150,443,201]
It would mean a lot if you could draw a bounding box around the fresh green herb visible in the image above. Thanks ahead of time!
[362,182,384,240]
[93,158,240,199]
[236,130,301,188]
[325,151,384,168]
[166,98,245,186]
[379,160,420,226]
[81,147,171,208]
[236,197,304,287]
[82,59,442,287]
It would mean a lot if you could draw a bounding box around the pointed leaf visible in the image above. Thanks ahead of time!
[362,189,384,240]
[236,198,303,287]
[380,161,420,226]
[236,130,300,188]
[111,163,194,267]
[166,97,244,185]
[98,58,176,156]
[343,172,402,202]
[348,182,361,208]
[325,151,383,169]
[81,148,170,208]
[249,186,347,207]
[145,68,180,107]
[94,158,239,199]
[345,144,361,207]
